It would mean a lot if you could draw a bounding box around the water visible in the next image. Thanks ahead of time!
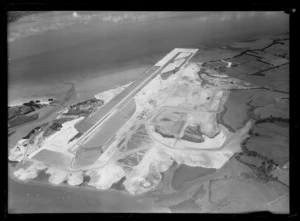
[7,11,289,213]
[8,167,154,213]
[8,11,288,105]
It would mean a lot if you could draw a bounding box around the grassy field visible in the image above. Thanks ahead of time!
[171,165,216,190]
[222,89,264,131]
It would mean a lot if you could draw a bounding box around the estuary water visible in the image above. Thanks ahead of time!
[8,166,154,213]
[7,11,289,213]
[8,11,288,106]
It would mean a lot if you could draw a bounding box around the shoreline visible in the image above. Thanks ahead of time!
[8,38,277,192]
[8,30,289,213]
[8,163,134,197]
[8,65,149,109]
[8,164,156,213]
[8,97,54,108]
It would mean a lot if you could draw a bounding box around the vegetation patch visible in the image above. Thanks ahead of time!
[63,98,103,117]
[245,123,288,165]
[222,89,262,131]
[172,164,216,190]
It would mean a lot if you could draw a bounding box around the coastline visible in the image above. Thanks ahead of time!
[9,37,281,190]
[8,164,156,213]
[8,97,53,108]
[8,166,130,196]
[8,30,289,213]
[8,65,149,108]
